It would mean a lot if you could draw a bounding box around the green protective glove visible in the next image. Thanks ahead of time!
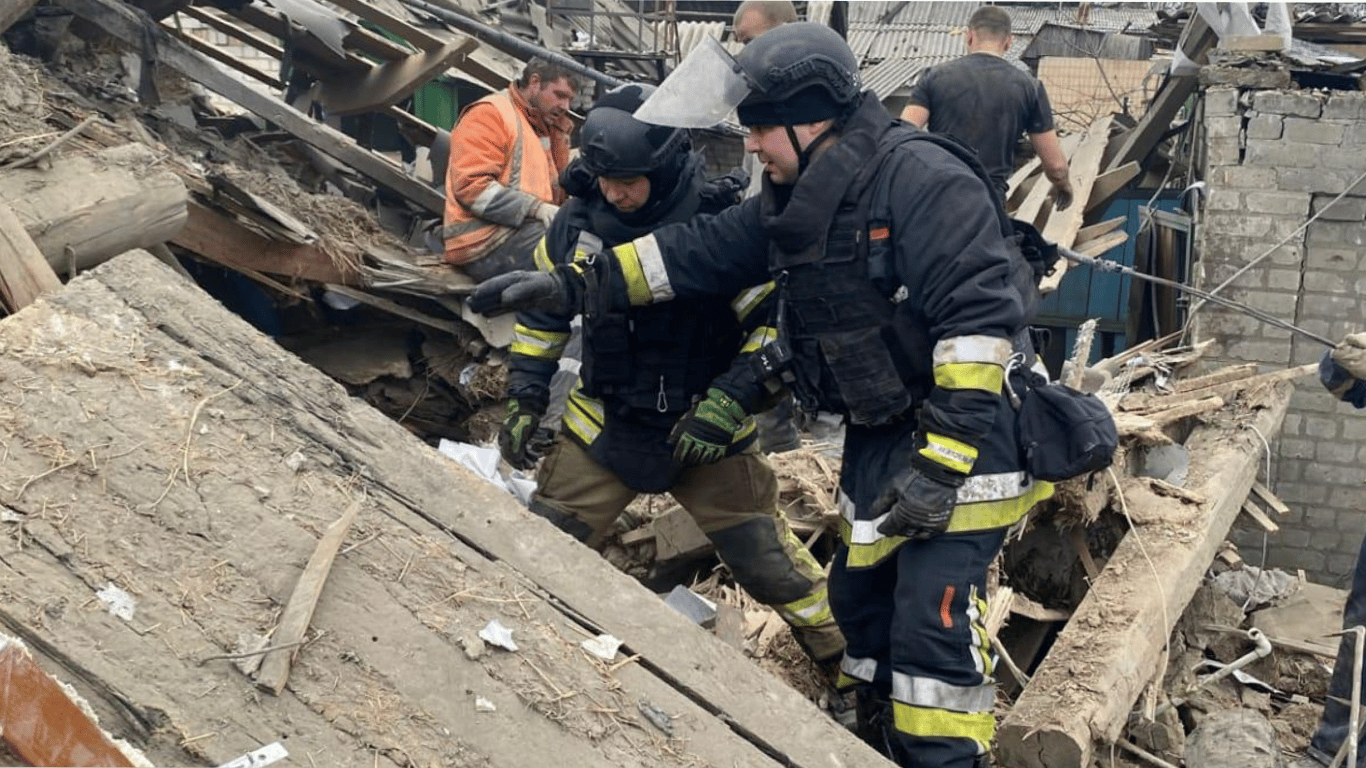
[670,387,748,468]
[499,398,546,470]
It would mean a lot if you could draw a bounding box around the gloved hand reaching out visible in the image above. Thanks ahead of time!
[670,388,748,467]
[468,263,585,317]
[873,460,965,539]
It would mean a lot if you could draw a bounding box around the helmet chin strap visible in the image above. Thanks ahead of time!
[784,124,837,176]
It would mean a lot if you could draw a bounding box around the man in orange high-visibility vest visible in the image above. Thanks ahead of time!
[443,58,583,282]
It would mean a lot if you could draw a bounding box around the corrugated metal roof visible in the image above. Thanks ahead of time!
[849,27,1031,68]
[847,3,1158,34]
[1005,5,1159,33]
[860,57,926,100]
[846,2,1157,95]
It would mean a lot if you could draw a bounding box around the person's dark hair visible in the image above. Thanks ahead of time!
[517,57,584,92]
[968,6,1011,41]
[733,1,797,32]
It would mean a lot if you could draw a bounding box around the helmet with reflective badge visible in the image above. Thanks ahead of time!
[734,22,862,127]
[579,83,689,178]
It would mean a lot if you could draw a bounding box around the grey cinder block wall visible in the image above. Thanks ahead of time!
[1198,85,1366,585]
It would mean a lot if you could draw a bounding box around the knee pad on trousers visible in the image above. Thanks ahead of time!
[707,517,812,605]
[528,499,594,543]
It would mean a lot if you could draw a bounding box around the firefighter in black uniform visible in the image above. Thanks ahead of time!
[471,25,1054,768]
[500,82,845,667]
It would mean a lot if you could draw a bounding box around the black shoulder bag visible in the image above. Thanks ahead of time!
[1005,355,1118,481]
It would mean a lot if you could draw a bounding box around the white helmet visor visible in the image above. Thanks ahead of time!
[634,37,753,128]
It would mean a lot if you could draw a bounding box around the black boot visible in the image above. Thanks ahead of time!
[852,685,895,757]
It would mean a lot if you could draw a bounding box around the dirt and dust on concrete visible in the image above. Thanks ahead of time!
[0,251,880,768]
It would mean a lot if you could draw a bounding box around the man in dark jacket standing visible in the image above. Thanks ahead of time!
[901,6,1072,211]
[500,83,845,668]
[471,24,1053,768]
[1293,334,1366,768]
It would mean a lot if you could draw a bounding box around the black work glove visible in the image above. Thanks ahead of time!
[499,398,548,469]
[874,460,965,539]
[468,264,585,317]
[669,387,748,468]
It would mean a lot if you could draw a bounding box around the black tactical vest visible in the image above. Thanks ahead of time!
[764,103,1034,426]
[575,162,747,415]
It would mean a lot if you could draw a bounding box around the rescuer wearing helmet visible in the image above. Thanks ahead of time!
[470,23,1051,768]
[498,82,845,669]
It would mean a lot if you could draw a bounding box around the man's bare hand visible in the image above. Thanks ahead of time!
[1050,179,1074,211]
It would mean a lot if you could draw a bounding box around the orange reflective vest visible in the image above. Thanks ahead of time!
[443,89,562,265]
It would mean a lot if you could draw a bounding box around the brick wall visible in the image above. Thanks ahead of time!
[1199,85,1366,585]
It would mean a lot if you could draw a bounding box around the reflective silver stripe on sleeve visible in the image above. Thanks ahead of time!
[469,181,509,217]
[839,473,1035,545]
[841,655,879,685]
[932,335,1012,367]
[634,235,675,302]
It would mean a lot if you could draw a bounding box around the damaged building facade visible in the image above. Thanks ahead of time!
[1199,78,1366,585]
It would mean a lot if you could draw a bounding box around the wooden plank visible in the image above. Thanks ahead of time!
[56,0,444,214]
[324,0,447,51]
[256,500,363,695]
[1251,481,1292,516]
[232,2,410,65]
[12,251,887,768]
[1240,499,1280,533]
[1077,231,1128,258]
[324,285,464,337]
[177,7,285,59]
[1005,158,1042,203]
[1074,216,1126,246]
[170,26,283,89]
[1174,363,1261,393]
[1035,116,1119,293]
[1041,230,1128,294]
[1042,115,1113,249]
[172,201,355,285]
[1223,34,1286,52]
[0,203,62,311]
[1104,13,1216,173]
[1085,161,1140,213]
[1010,133,1083,225]
[999,382,1294,768]
[318,38,477,116]
[1010,593,1071,624]
[0,0,39,33]
[1126,364,1316,414]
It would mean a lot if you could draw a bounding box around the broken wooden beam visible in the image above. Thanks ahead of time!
[0,0,39,34]
[0,203,62,311]
[318,38,478,116]
[1104,13,1216,173]
[55,0,444,214]
[172,201,355,285]
[0,250,888,768]
[1239,499,1280,533]
[997,379,1293,768]
[0,144,187,276]
[256,500,363,695]
[1085,161,1141,213]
